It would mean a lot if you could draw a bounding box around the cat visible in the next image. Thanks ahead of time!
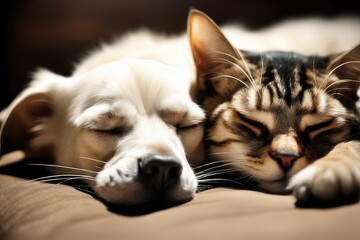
[188,10,360,204]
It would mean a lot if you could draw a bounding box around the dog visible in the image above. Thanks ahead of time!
[0,29,205,205]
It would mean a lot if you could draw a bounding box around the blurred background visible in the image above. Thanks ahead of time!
[2,0,360,109]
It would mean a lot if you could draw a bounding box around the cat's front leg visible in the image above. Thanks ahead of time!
[287,141,360,204]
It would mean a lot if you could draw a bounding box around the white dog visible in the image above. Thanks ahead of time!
[0,29,205,205]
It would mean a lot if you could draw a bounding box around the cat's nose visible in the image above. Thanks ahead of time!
[270,132,301,171]
[272,149,300,170]
[139,154,182,190]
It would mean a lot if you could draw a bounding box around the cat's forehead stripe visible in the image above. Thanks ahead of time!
[261,87,271,110]
[248,88,257,109]
[251,51,319,108]
[301,90,314,111]
[293,68,303,97]
[273,69,286,97]
[316,91,327,112]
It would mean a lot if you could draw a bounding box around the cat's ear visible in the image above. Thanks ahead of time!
[188,9,244,94]
[327,43,360,82]
[325,44,360,108]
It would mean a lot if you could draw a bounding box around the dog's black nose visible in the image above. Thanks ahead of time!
[139,155,182,190]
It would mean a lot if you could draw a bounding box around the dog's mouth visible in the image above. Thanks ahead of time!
[93,154,197,206]
[94,178,195,208]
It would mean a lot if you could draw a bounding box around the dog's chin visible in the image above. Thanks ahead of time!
[94,182,195,206]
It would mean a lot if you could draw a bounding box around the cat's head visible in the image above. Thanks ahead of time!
[188,10,360,193]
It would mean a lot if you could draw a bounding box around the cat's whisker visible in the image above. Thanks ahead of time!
[192,161,225,169]
[57,177,96,185]
[210,57,254,86]
[196,160,235,167]
[219,48,257,85]
[319,60,360,89]
[56,177,95,185]
[234,173,254,182]
[198,178,239,183]
[73,187,97,196]
[196,169,237,179]
[329,93,346,98]
[80,156,107,164]
[323,79,359,94]
[35,176,97,184]
[28,163,99,174]
[212,50,255,83]
[198,178,245,187]
[29,174,96,183]
[209,151,247,156]
[213,74,251,90]
[216,158,246,163]
[195,164,232,172]
[195,165,235,176]
[193,162,234,172]
[238,51,256,83]
[210,55,256,87]
[197,174,238,182]
[326,87,353,93]
[228,57,259,95]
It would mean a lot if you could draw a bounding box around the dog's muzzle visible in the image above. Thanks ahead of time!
[138,154,182,191]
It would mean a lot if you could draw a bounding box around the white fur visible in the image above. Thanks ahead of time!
[0,31,205,205]
[288,142,360,202]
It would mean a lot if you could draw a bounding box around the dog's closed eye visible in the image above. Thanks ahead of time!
[75,101,136,134]
[160,108,204,130]
[83,111,133,139]
[93,126,132,136]
[158,97,205,129]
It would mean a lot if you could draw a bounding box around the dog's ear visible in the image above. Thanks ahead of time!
[0,69,64,158]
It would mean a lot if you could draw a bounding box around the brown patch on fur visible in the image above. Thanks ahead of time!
[159,109,188,126]
[147,141,176,157]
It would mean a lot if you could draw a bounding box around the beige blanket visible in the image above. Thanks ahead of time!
[1,154,359,240]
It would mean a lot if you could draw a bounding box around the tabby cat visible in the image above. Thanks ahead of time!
[189,10,360,204]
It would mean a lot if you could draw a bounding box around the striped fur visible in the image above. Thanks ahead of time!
[189,10,360,203]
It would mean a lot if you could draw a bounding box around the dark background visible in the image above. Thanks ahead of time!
[2,0,360,109]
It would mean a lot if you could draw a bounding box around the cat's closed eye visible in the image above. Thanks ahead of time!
[236,112,268,137]
[303,117,337,140]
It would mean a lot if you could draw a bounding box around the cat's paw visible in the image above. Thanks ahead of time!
[287,158,360,204]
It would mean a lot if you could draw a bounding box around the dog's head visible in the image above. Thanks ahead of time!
[0,58,205,205]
